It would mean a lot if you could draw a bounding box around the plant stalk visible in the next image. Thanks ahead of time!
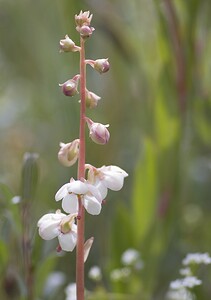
[76,37,86,300]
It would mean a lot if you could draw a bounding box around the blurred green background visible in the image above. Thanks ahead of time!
[1,0,211,299]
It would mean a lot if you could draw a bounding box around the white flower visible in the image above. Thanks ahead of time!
[166,288,194,300]
[182,252,211,266]
[37,210,77,252]
[55,179,102,215]
[65,283,77,300]
[121,248,140,266]
[110,268,131,282]
[88,266,102,281]
[86,164,128,199]
[170,276,202,289]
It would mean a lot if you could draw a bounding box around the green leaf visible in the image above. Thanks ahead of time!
[132,138,157,244]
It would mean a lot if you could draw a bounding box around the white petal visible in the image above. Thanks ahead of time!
[62,193,78,214]
[94,181,108,199]
[103,173,124,191]
[67,180,88,194]
[102,165,128,177]
[38,215,61,240]
[55,183,70,201]
[58,231,77,252]
[83,195,101,215]
[86,183,103,202]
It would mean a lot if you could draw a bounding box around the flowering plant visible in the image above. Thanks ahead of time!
[37,10,128,300]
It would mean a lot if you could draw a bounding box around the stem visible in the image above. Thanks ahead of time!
[76,37,86,300]
[163,0,187,115]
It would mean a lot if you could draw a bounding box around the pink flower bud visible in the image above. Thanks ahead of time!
[59,35,81,53]
[76,25,95,38]
[86,58,110,74]
[94,59,110,74]
[85,89,101,109]
[59,75,80,97]
[75,10,93,27]
[58,139,80,167]
[86,117,110,145]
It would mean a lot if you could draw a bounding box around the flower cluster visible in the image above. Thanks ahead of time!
[37,11,128,255]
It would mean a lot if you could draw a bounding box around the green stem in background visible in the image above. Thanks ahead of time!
[76,37,86,300]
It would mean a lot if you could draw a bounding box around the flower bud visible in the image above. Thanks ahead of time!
[86,117,110,145]
[58,139,80,167]
[59,35,81,53]
[85,89,101,108]
[75,10,93,27]
[86,58,110,74]
[59,75,80,97]
[94,59,110,74]
[76,25,95,38]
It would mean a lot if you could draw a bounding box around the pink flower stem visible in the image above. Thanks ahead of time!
[76,37,86,300]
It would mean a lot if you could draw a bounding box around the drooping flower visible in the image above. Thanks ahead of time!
[59,75,80,97]
[37,210,77,252]
[85,117,110,145]
[59,35,81,53]
[58,139,80,167]
[85,89,101,108]
[75,11,95,38]
[55,179,102,215]
[86,164,128,199]
[86,58,110,74]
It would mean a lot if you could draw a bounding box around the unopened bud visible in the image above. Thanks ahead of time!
[85,89,101,108]
[59,35,81,53]
[76,25,95,38]
[75,11,93,27]
[59,75,80,97]
[58,139,80,167]
[86,58,110,74]
[86,117,110,145]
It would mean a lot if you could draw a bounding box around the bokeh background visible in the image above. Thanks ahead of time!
[1,0,211,299]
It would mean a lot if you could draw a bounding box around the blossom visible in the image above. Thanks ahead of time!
[86,58,110,74]
[37,210,77,252]
[59,35,81,52]
[85,88,101,108]
[59,75,80,97]
[182,252,211,266]
[85,117,110,145]
[55,179,102,215]
[58,139,80,167]
[65,283,77,300]
[75,11,95,38]
[86,164,128,199]
[110,268,131,282]
[121,248,142,267]
[170,276,202,289]
[88,266,102,281]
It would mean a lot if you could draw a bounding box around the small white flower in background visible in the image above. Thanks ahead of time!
[179,267,192,277]
[170,276,202,289]
[121,248,140,266]
[86,164,128,199]
[55,179,103,215]
[65,283,77,300]
[182,252,211,266]
[37,210,77,252]
[110,268,131,282]
[88,266,102,281]
[44,272,66,296]
[166,287,194,300]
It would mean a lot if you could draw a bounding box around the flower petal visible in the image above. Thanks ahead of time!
[55,183,70,201]
[94,181,108,199]
[67,180,88,194]
[58,231,77,251]
[103,173,124,191]
[62,193,78,214]
[37,213,63,240]
[83,195,101,215]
